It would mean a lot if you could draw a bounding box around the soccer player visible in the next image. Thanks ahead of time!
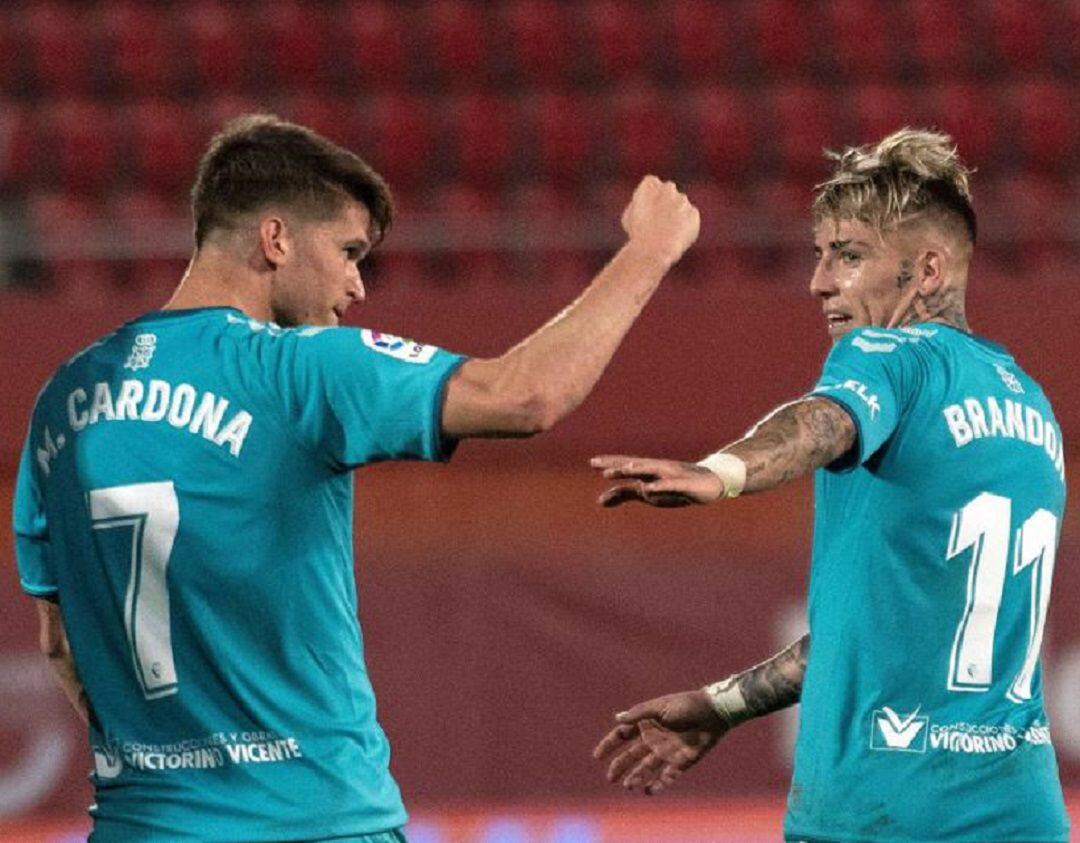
[14,114,699,842]
[591,129,1069,842]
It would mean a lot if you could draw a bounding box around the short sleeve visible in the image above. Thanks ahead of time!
[13,428,57,598]
[275,326,467,470]
[809,329,919,471]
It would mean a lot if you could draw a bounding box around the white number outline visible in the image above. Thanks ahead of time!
[88,481,180,700]
[946,492,1058,701]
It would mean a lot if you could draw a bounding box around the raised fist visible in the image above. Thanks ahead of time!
[621,175,700,267]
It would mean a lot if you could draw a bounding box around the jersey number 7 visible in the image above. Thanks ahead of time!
[89,481,180,700]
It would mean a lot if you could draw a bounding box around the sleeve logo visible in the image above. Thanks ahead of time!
[361,329,437,364]
[870,706,928,752]
[123,333,157,370]
[815,379,881,419]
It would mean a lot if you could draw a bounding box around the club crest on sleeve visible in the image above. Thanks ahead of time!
[360,329,437,364]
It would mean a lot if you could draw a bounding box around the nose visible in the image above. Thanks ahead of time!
[349,268,366,304]
[809,257,837,299]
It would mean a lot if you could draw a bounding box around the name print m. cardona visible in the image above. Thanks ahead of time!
[64,378,252,457]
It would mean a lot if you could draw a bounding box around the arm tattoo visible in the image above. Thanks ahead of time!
[724,398,856,492]
[736,634,810,717]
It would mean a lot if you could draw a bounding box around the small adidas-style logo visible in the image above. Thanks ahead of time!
[870,706,929,753]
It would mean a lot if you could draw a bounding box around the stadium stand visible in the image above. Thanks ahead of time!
[0,0,1074,291]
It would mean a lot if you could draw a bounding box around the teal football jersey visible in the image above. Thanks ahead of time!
[13,307,466,841]
[785,325,1069,843]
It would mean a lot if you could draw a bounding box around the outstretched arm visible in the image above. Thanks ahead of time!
[592,397,855,506]
[441,176,699,439]
[36,598,89,726]
[594,635,809,794]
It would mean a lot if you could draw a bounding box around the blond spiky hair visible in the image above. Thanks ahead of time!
[813,128,977,241]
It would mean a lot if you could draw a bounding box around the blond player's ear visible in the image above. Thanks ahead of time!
[916,249,946,296]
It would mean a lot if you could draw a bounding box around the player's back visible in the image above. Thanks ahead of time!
[15,307,462,841]
[787,325,1069,843]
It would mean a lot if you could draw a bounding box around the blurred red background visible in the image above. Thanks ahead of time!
[0,0,1076,839]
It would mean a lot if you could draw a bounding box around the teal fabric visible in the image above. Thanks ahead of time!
[785,325,1069,843]
[15,308,464,841]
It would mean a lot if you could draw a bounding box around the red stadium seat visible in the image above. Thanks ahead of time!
[982,173,1071,272]
[610,86,680,177]
[685,87,757,182]
[530,92,599,186]
[579,0,656,81]
[768,83,843,179]
[421,0,494,89]
[44,100,118,196]
[986,0,1057,73]
[665,0,741,82]
[261,0,334,90]
[341,2,414,91]
[747,0,816,78]
[443,93,518,185]
[507,183,593,287]
[109,189,188,293]
[363,94,437,192]
[26,192,116,297]
[281,93,360,149]
[98,1,182,97]
[669,180,756,284]
[180,1,256,93]
[1067,2,1080,71]
[927,83,1003,169]
[499,0,576,88]
[23,1,96,97]
[0,13,21,97]
[906,0,976,79]
[127,100,202,196]
[851,84,933,147]
[0,103,40,188]
[430,183,508,286]
[823,0,899,81]
[1009,81,1077,172]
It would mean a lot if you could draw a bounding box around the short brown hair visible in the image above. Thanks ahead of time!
[191,114,394,248]
[813,128,977,243]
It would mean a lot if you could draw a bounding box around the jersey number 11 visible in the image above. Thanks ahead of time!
[947,491,1058,703]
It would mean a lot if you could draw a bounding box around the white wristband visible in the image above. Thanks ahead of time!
[704,675,751,726]
[696,452,747,498]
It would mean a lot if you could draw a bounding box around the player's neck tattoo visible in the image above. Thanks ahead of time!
[899,286,969,332]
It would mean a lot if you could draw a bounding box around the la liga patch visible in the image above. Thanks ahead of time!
[360,329,438,364]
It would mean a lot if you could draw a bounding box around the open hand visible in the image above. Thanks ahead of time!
[593,690,729,795]
[590,455,724,507]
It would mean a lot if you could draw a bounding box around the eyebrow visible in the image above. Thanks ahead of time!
[827,239,872,250]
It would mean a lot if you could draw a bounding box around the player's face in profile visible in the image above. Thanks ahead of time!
[810,217,909,341]
[270,200,372,327]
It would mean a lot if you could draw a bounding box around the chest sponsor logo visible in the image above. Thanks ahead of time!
[870,706,928,752]
[123,333,157,370]
[869,707,1053,756]
[361,329,437,364]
